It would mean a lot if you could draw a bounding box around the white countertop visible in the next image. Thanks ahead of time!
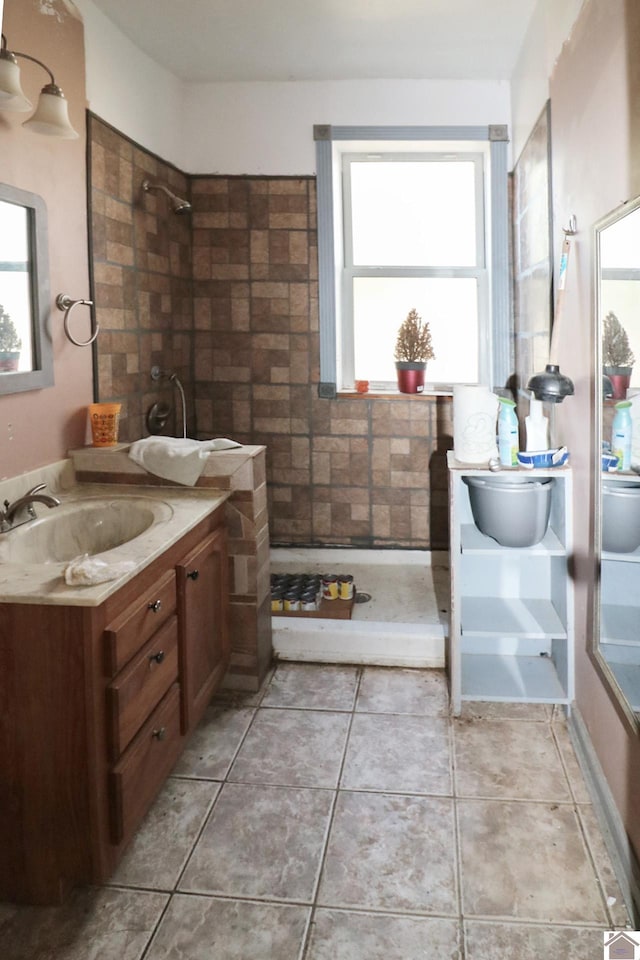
[0,483,229,607]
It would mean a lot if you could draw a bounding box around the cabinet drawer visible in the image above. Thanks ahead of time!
[104,570,176,675]
[109,683,182,846]
[107,616,179,761]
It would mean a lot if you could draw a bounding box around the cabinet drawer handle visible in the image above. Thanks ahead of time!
[152,727,166,741]
[148,600,162,612]
[149,650,165,665]
[187,569,199,581]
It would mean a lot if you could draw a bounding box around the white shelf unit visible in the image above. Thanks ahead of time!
[600,518,640,711]
[448,453,574,715]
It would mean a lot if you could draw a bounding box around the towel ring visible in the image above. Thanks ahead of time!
[56,293,99,347]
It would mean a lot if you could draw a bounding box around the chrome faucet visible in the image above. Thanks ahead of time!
[0,483,61,533]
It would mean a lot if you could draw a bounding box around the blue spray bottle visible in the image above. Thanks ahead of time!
[497,397,519,467]
[612,400,632,471]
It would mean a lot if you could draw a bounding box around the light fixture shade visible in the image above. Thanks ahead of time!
[22,84,79,139]
[0,53,32,112]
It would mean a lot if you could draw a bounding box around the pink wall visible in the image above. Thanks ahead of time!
[549,0,640,855]
[0,0,93,479]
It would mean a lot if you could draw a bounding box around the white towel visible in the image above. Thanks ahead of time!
[128,436,242,486]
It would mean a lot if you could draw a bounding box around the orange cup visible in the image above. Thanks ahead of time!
[89,402,121,447]
[355,380,369,394]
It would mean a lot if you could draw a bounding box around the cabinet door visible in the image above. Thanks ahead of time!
[177,525,230,734]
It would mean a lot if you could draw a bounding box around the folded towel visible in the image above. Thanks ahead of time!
[128,436,242,486]
[65,553,137,586]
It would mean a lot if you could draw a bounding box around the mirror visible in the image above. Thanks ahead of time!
[0,182,53,395]
[594,193,640,730]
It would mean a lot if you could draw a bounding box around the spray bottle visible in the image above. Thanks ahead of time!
[612,400,632,471]
[497,397,519,467]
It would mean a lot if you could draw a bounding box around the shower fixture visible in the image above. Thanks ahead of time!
[141,179,191,215]
[151,365,187,438]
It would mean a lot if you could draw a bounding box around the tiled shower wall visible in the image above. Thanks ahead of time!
[89,118,453,550]
[89,116,194,441]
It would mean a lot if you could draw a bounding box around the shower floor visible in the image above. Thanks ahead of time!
[270,548,449,668]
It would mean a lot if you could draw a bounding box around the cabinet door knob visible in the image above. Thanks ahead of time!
[187,569,199,581]
[148,600,162,612]
[152,727,166,741]
[149,650,165,665]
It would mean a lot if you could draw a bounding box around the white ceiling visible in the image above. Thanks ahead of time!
[89,0,538,83]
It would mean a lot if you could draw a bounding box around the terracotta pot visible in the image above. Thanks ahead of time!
[604,366,632,400]
[396,361,426,394]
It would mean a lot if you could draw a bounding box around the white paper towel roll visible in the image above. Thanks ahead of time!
[453,385,499,464]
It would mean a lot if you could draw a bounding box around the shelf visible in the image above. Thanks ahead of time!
[601,604,640,645]
[461,653,568,703]
[460,524,566,556]
[602,547,640,563]
[461,596,566,639]
[449,464,573,714]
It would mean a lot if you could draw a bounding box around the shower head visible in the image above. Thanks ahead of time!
[142,179,192,215]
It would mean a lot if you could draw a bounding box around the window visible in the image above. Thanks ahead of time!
[315,126,510,397]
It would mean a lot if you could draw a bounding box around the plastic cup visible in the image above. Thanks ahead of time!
[89,402,121,447]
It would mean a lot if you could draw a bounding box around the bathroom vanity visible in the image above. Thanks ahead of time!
[0,483,229,904]
[448,454,574,715]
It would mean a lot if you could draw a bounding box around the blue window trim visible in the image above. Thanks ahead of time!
[314,124,510,398]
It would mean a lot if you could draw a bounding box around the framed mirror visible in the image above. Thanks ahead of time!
[593,193,640,731]
[0,182,53,395]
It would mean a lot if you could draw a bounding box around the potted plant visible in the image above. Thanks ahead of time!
[603,310,635,399]
[394,307,435,393]
[0,305,21,372]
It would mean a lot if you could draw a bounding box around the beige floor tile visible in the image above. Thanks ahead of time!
[172,704,255,779]
[228,708,350,787]
[577,804,633,928]
[307,909,462,960]
[454,718,571,801]
[356,667,448,716]
[144,894,310,960]
[341,713,451,795]
[178,782,333,901]
[458,798,608,924]
[318,791,457,915]
[460,701,553,721]
[109,778,220,890]
[213,686,265,707]
[261,662,359,710]
[0,887,168,960]
[464,919,608,958]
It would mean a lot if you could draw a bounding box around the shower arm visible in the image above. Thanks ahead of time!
[141,179,191,214]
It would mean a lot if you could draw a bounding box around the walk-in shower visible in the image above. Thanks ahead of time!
[141,179,192,215]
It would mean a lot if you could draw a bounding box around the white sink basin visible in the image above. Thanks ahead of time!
[0,497,174,564]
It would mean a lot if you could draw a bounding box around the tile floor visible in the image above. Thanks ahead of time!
[0,663,633,959]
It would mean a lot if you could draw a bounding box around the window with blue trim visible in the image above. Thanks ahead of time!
[315,126,510,397]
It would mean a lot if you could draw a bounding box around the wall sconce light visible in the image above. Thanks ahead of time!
[0,33,79,139]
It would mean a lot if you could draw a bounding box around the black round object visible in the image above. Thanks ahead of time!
[527,364,575,403]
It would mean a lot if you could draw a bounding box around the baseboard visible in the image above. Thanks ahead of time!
[568,705,640,924]
[272,617,446,668]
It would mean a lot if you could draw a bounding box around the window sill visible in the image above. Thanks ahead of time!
[336,390,453,400]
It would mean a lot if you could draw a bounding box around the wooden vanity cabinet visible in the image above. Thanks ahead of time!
[177,525,229,734]
[0,504,229,905]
